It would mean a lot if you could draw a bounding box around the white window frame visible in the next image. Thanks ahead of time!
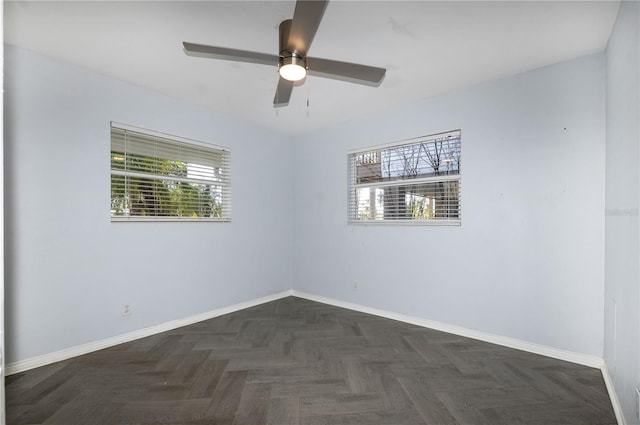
[110,122,231,222]
[348,130,461,225]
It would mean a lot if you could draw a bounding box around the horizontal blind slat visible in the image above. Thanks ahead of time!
[348,130,461,224]
[111,123,231,221]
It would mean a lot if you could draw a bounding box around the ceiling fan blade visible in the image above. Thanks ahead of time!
[288,0,328,55]
[307,57,386,87]
[183,42,279,66]
[273,77,295,107]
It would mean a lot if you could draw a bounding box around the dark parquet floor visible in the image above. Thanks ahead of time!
[6,297,617,425]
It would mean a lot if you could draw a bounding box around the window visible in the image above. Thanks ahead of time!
[110,122,231,221]
[348,130,461,225]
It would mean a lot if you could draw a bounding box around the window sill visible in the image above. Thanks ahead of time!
[111,217,230,223]
[348,220,461,226]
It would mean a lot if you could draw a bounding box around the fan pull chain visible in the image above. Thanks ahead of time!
[306,74,311,118]
[275,71,280,117]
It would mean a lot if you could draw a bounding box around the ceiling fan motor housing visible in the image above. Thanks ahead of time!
[279,19,306,65]
[279,54,306,69]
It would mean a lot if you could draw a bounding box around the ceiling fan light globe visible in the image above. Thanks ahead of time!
[279,63,307,81]
[279,55,307,81]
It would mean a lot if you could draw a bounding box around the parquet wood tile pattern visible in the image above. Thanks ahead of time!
[6,297,617,424]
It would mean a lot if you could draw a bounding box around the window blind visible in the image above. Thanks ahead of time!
[348,130,461,225]
[110,122,231,221]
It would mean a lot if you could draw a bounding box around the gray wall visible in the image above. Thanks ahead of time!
[4,45,294,364]
[292,53,606,357]
[604,2,640,424]
[5,32,634,422]
[0,40,5,425]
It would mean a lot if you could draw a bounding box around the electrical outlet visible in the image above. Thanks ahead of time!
[122,304,132,317]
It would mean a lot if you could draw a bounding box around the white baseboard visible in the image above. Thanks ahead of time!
[7,289,606,377]
[291,290,604,369]
[6,290,294,375]
[601,362,627,425]
[8,289,622,423]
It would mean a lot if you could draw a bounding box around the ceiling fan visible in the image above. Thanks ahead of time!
[183,0,386,107]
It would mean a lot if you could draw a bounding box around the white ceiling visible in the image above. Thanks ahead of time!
[5,1,620,135]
